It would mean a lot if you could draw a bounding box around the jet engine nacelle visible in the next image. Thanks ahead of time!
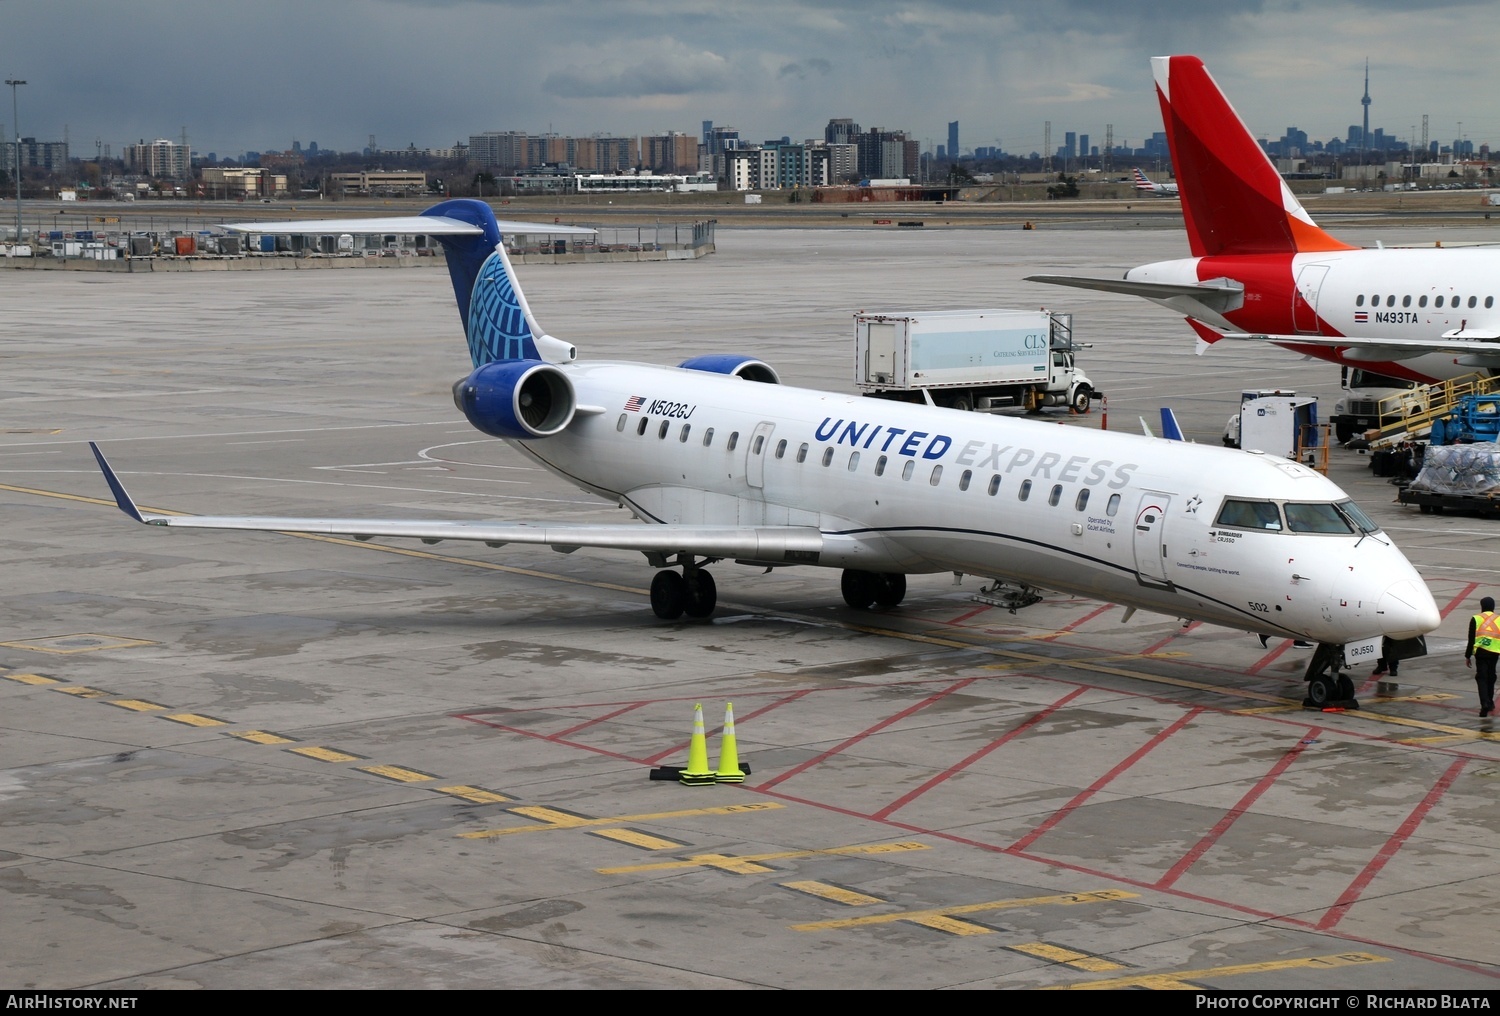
[453,360,576,439]
[677,354,780,384]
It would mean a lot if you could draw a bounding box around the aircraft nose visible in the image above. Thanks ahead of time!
[1378,578,1441,639]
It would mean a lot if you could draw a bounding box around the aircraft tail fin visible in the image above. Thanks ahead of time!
[1131,168,1155,192]
[419,199,585,367]
[1152,56,1354,257]
[1160,407,1187,441]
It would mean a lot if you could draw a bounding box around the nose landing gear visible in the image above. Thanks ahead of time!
[1303,642,1359,709]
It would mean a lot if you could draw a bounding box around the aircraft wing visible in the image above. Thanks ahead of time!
[1026,274,1244,315]
[1217,330,1500,365]
[91,444,821,562]
[220,216,595,236]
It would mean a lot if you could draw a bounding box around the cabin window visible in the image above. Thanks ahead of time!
[1419,295,1428,307]
[875,455,887,477]
[987,474,1001,496]
[1106,492,1120,516]
[1075,489,1090,511]
[1455,295,1464,308]
[1284,501,1354,534]
[1436,296,1445,308]
[1402,295,1412,308]
[1487,297,1495,309]
[616,414,628,432]
[1355,294,1364,307]
[1386,295,1395,307]
[1018,479,1032,501]
[727,431,739,451]
[752,434,764,454]
[637,417,649,436]
[658,420,670,439]
[1470,296,1479,309]
[1048,484,1063,507]
[902,459,915,481]
[775,439,787,459]
[958,469,972,492]
[680,424,691,443]
[848,451,860,471]
[1371,294,1380,305]
[796,443,808,463]
[702,427,714,447]
[822,447,834,467]
[1214,498,1282,531]
[930,465,943,486]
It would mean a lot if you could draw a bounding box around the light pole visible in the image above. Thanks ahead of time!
[6,79,23,245]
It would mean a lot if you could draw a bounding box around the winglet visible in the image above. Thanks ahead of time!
[1159,408,1186,441]
[89,442,146,523]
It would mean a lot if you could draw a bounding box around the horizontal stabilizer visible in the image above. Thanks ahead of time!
[1027,274,1244,314]
[221,216,594,236]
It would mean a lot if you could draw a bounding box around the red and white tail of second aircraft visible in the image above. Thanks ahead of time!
[1032,55,1500,385]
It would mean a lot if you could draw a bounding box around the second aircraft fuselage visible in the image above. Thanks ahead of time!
[1127,246,1500,383]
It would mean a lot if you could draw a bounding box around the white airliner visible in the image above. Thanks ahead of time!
[1131,167,1179,197]
[1037,55,1500,387]
[90,199,1439,706]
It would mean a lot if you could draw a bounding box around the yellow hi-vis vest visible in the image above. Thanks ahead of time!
[1474,612,1500,653]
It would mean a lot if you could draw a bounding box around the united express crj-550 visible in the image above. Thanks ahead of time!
[1034,55,1500,386]
[91,199,1439,705]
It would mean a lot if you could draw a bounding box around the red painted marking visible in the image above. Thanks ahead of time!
[943,605,992,626]
[1039,603,1115,642]
[1316,757,1469,931]
[1154,727,1320,890]
[553,702,645,739]
[755,679,979,792]
[1440,582,1481,620]
[1247,639,1294,673]
[1142,621,1200,656]
[1009,707,1203,852]
[871,687,1088,821]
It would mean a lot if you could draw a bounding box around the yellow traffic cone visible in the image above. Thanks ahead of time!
[714,702,745,783]
[679,703,715,785]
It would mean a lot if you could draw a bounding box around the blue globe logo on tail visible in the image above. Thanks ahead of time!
[466,250,540,365]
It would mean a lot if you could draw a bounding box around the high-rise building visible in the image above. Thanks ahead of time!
[124,138,190,179]
[947,121,959,160]
[825,118,860,146]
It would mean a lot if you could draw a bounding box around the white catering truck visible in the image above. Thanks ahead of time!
[853,308,1095,413]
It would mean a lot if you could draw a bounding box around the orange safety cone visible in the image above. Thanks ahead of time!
[714,703,746,783]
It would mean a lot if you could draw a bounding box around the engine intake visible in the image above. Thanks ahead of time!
[453,360,576,439]
[677,354,780,384]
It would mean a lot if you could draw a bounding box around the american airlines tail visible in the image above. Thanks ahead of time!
[1152,55,1354,257]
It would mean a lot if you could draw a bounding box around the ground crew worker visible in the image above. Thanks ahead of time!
[1465,595,1500,717]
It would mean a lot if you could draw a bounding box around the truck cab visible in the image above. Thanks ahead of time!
[1330,368,1427,443]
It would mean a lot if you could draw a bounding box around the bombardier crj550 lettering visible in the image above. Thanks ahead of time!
[90,199,1438,705]
[1034,55,1500,386]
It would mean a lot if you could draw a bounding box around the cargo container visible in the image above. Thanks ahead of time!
[853,308,1095,413]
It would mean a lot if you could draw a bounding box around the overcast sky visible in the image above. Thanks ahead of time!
[4,0,1498,160]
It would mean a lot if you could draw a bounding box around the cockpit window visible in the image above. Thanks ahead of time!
[1336,500,1381,534]
[1284,502,1354,534]
[1214,499,1282,530]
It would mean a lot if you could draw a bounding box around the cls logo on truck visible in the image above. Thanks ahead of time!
[1023,333,1048,349]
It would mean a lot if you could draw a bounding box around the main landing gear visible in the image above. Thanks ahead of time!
[1303,642,1359,709]
[650,563,718,620]
[840,569,907,610]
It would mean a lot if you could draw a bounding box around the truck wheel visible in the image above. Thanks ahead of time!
[1071,387,1092,414]
[1334,422,1355,443]
[949,394,973,412]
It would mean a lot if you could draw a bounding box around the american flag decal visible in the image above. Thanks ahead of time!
[1354,311,1368,323]
[624,395,645,412]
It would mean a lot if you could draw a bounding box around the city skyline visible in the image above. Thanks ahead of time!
[4,1,1498,161]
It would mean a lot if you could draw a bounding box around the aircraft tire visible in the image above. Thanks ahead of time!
[841,569,877,610]
[1336,674,1356,700]
[1306,673,1336,707]
[683,570,717,618]
[873,572,907,608]
[650,570,686,620]
[1071,386,1092,414]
